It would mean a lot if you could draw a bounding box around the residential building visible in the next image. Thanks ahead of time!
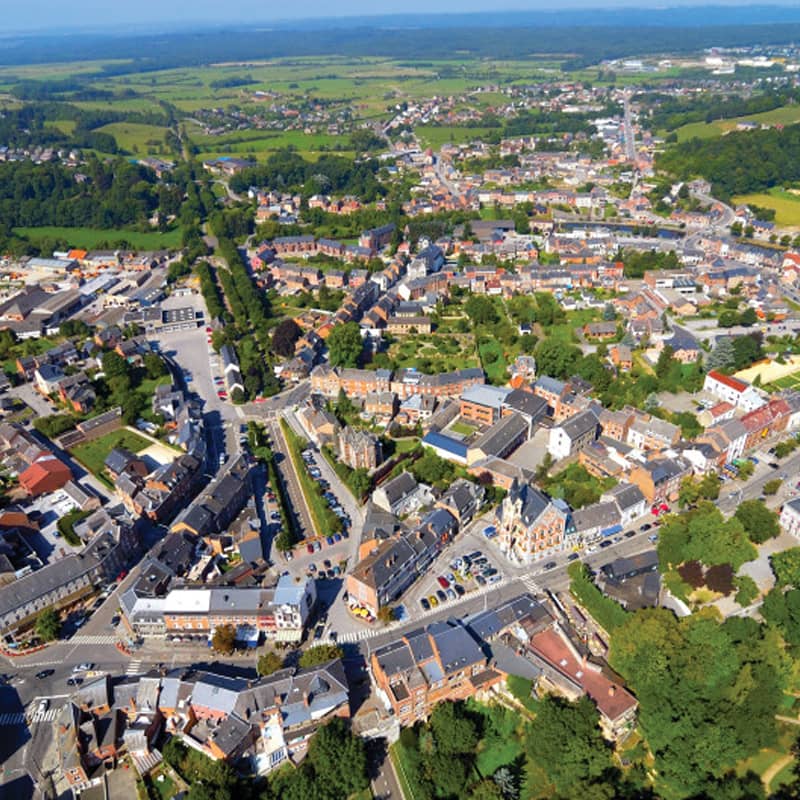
[703,370,764,412]
[346,509,457,615]
[370,620,501,725]
[628,456,691,504]
[548,409,599,461]
[496,481,571,564]
[337,427,383,471]
[780,497,800,539]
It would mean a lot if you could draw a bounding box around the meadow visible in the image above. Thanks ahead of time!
[95,122,169,154]
[673,103,800,142]
[14,225,184,249]
[733,187,800,227]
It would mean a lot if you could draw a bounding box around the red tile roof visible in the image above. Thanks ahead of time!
[529,627,637,723]
[707,370,748,393]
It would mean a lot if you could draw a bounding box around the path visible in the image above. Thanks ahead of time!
[762,753,794,790]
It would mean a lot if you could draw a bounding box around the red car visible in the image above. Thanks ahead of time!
[116,570,127,582]
[206,326,212,333]
[437,576,450,590]
[306,543,314,555]
[254,397,266,403]
[651,506,660,516]
[659,503,670,513]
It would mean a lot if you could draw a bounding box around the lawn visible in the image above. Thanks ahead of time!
[674,104,800,143]
[70,428,150,479]
[415,125,493,149]
[95,122,169,154]
[733,188,800,227]
[14,225,184,250]
[450,421,478,437]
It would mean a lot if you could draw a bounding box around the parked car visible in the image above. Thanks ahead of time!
[428,595,438,608]
[326,536,335,546]
[543,561,557,570]
[599,540,613,549]
[437,576,450,589]
[624,530,636,538]
[420,597,430,611]
[436,589,447,603]
[73,662,93,672]
[35,670,54,679]
[567,553,580,561]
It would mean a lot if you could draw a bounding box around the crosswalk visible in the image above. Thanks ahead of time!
[126,660,144,676]
[70,635,119,645]
[0,708,59,726]
[520,575,542,595]
[28,708,58,724]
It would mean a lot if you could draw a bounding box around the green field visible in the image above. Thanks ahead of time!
[70,428,150,479]
[674,104,800,143]
[732,188,800,227]
[14,225,183,250]
[415,125,493,149]
[95,121,169,154]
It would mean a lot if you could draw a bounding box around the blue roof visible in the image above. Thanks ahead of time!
[422,431,468,458]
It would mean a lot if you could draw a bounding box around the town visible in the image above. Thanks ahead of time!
[5,8,800,800]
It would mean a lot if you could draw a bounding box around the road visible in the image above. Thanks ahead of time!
[622,92,636,163]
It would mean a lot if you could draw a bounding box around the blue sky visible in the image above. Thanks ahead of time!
[5,0,798,32]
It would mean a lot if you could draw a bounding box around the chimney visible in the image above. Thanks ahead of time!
[303,691,310,707]
[608,686,616,697]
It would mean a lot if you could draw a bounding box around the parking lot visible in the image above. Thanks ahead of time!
[400,522,513,617]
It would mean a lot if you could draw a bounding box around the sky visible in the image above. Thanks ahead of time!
[5,0,799,32]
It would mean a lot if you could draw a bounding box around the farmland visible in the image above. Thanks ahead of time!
[733,187,800,227]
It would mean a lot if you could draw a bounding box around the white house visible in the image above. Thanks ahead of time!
[703,370,763,412]
[547,409,598,461]
[781,497,800,539]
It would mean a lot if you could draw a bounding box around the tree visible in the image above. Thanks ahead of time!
[602,303,616,321]
[429,700,479,755]
[655,345,675,380]
[101,350,130,380]
[771,548,800,588]
[465,295,499,326]
[211,624,236,655]
[739,307,758,327]
[35,607,60,642]
[257,651,284,676]
[534,338,581,379]
[326,322,363,368]
[412,450,455,486]
[0,328,17,358]
[611,609,785,797]
[272,318,302,358]
[705,563,735,595]
[763,478,782,496]
[377,605,395,625]
[732,334,763,370]
[347,468,372,498]
[470,779,504,800]
[734,575,759,607]
[707,336,736,370]
[299,644,343,668]
[525,696,612,795]
[143,352,168,379]
[718,310,739,328]
[307,717,369,798]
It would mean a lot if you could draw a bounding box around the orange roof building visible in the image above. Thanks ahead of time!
[19,456,72,496]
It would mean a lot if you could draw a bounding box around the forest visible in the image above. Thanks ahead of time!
[641,87,800,132]
[658,125,800,199]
